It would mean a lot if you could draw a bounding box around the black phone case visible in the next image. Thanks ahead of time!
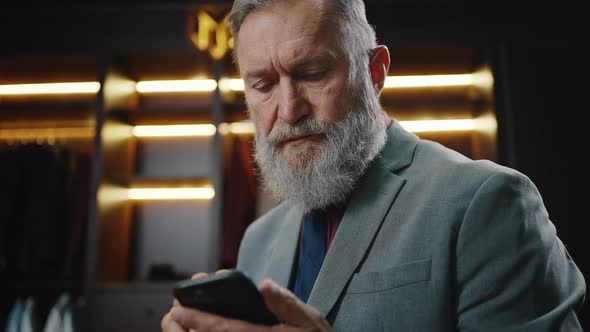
[173,270,279,325]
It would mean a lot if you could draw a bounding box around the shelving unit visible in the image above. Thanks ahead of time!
[96,53,218,282]
[84,53,232,331]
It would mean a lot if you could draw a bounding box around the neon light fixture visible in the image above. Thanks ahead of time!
[399,119,475,133]
[384,74,474,89]
[0,82,100,95]
[128,187,215,200]
[135,80,217,93]
[132,124,217,137]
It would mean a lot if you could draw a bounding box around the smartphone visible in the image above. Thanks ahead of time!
[173,270,279,325]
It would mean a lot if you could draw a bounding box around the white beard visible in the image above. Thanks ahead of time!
[252,79,387,212]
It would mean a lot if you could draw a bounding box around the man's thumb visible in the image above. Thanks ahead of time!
[259,278,328,328]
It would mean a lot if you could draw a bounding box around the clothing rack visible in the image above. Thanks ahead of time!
[3,292,81,332]
[0,144,92,331]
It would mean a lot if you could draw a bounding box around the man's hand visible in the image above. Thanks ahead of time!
[161,277,331,332]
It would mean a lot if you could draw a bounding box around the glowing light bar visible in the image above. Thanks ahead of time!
[0,82,100,95]
[399,119,475,133]
[218,122,255,135]
[471,70,495,89]
[218,78,245,92]
[0,72,490,96]
[384,74,474,89]
[132,124,217,137]
[136,80,217,93]
[128,187,215,200]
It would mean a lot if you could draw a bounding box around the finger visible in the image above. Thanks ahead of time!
[161,311,188,332]
[170,306,270,332]
[191,272,208,280]
[177,274,207,306]
[215,269,230,275]
[260,279,330,329]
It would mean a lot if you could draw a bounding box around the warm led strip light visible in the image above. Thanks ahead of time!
[132,123,250,137]
[128,187,215,200]
[218,78,245,92]
[218,122,255,135]
[0,82,101,95]
[386,71,495,89]
[399,119,475,133]
[384,74,474,88]
[132,124,217,137]
[136,80,217,93]
[0,72,490,96]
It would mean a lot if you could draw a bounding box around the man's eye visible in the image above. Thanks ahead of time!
[301,71,326,81]
[252,81,274,92]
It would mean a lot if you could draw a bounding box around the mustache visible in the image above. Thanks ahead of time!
[265,117,330,146]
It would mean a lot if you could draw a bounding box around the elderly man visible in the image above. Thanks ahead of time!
[162,0,586,331]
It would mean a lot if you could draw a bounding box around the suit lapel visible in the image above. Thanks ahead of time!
[265,207,304,288]
[307,162,406,317]
[307,120,419,318]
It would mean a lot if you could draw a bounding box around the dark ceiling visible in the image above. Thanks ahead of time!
[1,1,589,55]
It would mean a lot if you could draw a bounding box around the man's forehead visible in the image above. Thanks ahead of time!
[235,0,340,73]
[242,50,338,80]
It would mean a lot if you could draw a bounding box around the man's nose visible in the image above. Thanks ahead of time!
[278,78,309,124]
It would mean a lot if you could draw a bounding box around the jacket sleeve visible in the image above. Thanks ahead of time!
[455,171,586,331]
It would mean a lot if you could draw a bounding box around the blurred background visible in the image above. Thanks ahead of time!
[0,1,588,331]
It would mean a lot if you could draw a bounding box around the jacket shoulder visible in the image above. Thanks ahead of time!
[413,139,530,187]
[236,202,291,271]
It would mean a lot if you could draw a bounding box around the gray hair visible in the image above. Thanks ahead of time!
[228,0,378,82]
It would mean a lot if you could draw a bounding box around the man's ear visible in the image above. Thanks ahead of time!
[369,45,390,96]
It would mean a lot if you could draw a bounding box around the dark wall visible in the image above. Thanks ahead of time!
[497,42,590,328]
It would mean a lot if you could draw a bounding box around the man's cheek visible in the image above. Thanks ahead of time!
[257,113,278,138]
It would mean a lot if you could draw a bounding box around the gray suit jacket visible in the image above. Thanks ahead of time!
[237,121,586,331]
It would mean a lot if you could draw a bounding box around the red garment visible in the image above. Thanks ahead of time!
[298,205,346,255]
[221,137,257,268]
[326,207,345,250]
[382,111,393,129]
